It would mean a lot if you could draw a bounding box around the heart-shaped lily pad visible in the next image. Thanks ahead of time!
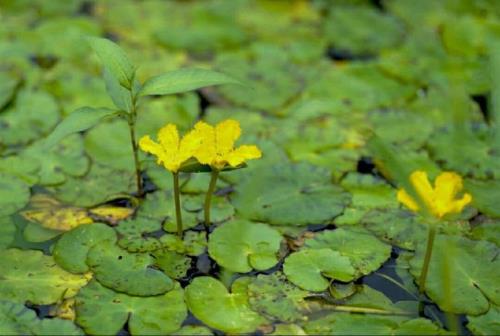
[23,134,90,186]
[76,280,186,336]
[53,223,117,273]
[232,163,350,226]
[409,234,500,315]
[208,220,282,273]
[465,179,500,218]
[115,217,166,252]
[305,228,392,280]
[185,276,268,334]
[159,231,207,256]
[49,164,135,207]
[283,248,355,291]
[0,249,90,304]
[0,173,30,217]
[152,250,191,279]
[86,241,174,296]
[467,305,500,336]
[0,217,16,250]
[0,301,83,335]
[247,272,312,322]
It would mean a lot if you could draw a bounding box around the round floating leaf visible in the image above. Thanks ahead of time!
[305,228,392,280]
[470,217,500,246]
[173,325,214,335]
[0,89,59,146]
[409,235,500,315]
[50,164,135,207]
[23,134,90,186]
[467,305,500,336]
[22,222,62,243]
[324,6,404,55]
[465,179,500,218]
[0,217,16,250]
[232,163,350,226]
[208,220,282,273]
[283,248,355,291]
[76,280,186,336]
[86,241,174,296]
[0,173,30,217]
[303,313,448,335]
[271,324,307,335]
[116,217,165,252]
[185,276,268,334]
[247,273,312,322]
[0,155,40,186]
[159,231,207,256]
[0,249,90,304]
[340,173,398,210]
[0,301,83,335]
[152,250,191,279]
[53,223,117,274]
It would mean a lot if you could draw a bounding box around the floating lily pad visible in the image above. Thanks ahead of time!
[22,222,62,243]
[208,220,282,273]
[0,249,90,304]
[152,250,191,279]
[470,217,500,246]
[185,276,268,334]
[159,231,207,256]
[86,241,174,296]
[324,5,404,55]
[76,280,186,336]
[0,301,83,335]
[302,313,448,335]
[247,273,312,322]
[116,217,165,252]
[284,248,355,291]
[465,179,500,218]
[49,164,135,207]
[409,235,500,315]
[0,89,59,146]
[23,134,90,186]
[0,71,19,109]
[271,324,307,335]
[305,228,392,280]
[0,217,16,250]
[0,173,30,217]
[53,223,117,274]
[0,155,40,186]
[467,305,500,336]
[232,163,350,226]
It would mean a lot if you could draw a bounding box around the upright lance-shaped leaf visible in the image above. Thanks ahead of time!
[138,68,241,97]
[44,107,117,148]
[87,37,135,90]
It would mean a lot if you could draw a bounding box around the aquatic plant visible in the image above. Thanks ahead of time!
[44,37,239,196]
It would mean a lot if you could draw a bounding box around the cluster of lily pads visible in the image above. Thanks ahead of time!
[1,0,500,335]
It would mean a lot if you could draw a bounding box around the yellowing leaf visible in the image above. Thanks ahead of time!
[89,205,134,225]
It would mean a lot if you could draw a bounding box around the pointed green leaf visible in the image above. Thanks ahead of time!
[138,68,241,97]
[87,37,135,89]
[44,107,117,148]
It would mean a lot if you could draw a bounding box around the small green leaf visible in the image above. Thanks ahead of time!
[139,68,241,97]
[103,69,133,112]
[44,107,117,148]
[87,37,135,89]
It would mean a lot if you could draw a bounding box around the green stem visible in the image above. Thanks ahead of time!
[173,172,183,237]
[128,120,143,197]
[204,170,220,227]
[419,225,437,294]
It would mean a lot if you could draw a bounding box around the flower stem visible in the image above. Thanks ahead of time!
[173,172,183,237]
[204,170,220,227]
[419,225,437,294]
[128,121,143,197]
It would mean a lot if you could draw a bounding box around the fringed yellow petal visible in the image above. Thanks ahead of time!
[225,145,262,167]
[138,135,165,164]
[193,121,217,165]
[409,171,433,204]
[157,124,180,152]
[215,119,241,155]
[397,189,419,212]
[434,172,463,202]
[179,129,203,163]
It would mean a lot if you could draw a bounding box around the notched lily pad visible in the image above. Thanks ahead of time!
[116,217,166,252]
[232,163,350,226]
[152,250,192,279]
[86,241,174,296]
[185,276,268,334]
[76,280,186,336]
[53,223,117,274]
[208,220,282,273]
[304,228,392,280]
[467,305,500,336]
[284,248,355,291]
[0,249,90,304]
[0,301,83,336]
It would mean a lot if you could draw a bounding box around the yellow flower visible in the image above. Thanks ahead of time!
[139,124,200,173]
[397,170,472,218]
[192,119,262,170]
